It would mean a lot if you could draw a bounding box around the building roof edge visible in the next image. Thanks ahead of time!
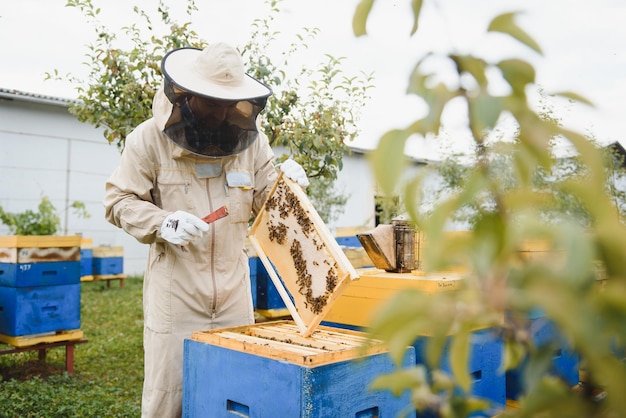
[0,88,77,107]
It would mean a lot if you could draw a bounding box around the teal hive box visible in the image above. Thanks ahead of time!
[183,321,415,418]
[0,283,81,336]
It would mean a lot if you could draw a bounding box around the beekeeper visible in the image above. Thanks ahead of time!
[103,42,309,418]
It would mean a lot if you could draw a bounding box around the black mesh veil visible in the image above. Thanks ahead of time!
[161,73,270,158]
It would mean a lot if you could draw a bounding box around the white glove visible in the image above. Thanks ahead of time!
[160,210,209,245]
[280,158,310,188]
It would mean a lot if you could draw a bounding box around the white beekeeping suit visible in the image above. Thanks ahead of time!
[104,42,308,418]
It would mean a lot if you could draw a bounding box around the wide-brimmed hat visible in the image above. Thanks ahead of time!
[161,43,271,101]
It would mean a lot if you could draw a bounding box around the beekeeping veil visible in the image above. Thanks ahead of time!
[160,43,272,157]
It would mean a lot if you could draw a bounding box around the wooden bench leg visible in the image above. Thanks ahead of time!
[0,338,87,375]
[119,279,124,289]
[65,344,75,375]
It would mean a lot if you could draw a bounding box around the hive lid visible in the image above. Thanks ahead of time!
[248,173,359,337]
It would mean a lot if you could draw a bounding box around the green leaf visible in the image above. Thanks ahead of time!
[553,91,595,107]
[450,54,488,87]
[410,0,424,35]
[488,12,543,55]
[406,54,434,97]
[368,129,410,197]
[449,329,471,392]
[353,0,374,36]
[403,174,428,227]
[408,83,458,135]
[518,376,590,416]
[514,114,558,170]
[502,340,527,371]
[468,92,503,141]
[425,332,449,369]
[369,366,428,396]
[368,291,437,364]
[497,59,536,95]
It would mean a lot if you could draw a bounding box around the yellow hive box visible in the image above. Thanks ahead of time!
[92,246,124,258]
[324,268,463,328]
[0,235,81,263]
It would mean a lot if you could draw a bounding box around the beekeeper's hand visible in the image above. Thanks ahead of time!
[160,211,209,245]
[280,158,310,188]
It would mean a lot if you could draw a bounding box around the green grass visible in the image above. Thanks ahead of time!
[0,278,144,418]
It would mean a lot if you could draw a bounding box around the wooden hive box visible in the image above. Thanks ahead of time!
[183,175,414,417]
[0,235,81,287]
[184,321,414,418]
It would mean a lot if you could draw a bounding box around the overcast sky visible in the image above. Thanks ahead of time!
[1,0,624,158]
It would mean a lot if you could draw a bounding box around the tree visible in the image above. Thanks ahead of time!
[422,91,626,230]
[53,0,204,151]
[0,196,89,236]
[353,1,626,417]
[52,0,372,224]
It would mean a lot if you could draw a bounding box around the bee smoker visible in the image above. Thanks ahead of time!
[392,217,417,273]
[356,216,419,273]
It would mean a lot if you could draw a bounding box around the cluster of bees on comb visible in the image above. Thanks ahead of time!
[264,179,339,314]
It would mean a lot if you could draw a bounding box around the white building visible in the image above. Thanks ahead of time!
[0,88,429,275]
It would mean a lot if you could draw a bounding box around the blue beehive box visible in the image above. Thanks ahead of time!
[0,261,81,287]
[0,235,82,287]
[412,328,506,416]
[184,177,410,416]
[183,321,415,418]
[92,246,124,275]
[80,238,93,278]
[254,258,287,312]
[506,316,579,400]
[80,249,93,277]
[335,235,362,247]
[0,283,81,336]
[247,257,258,309]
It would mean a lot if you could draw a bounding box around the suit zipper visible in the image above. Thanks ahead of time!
[207,181,218,319]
